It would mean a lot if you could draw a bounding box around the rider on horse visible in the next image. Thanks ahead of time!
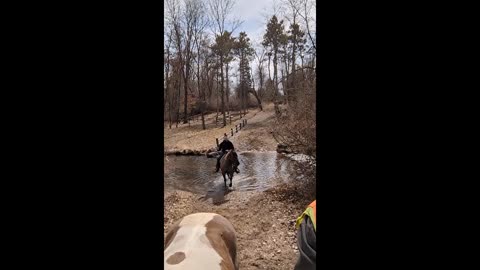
[215,133,239,173]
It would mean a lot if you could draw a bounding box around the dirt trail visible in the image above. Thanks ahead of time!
[164,103,314,269]
[164,103,277,153]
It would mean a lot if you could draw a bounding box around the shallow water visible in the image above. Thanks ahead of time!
[164,152,296,197]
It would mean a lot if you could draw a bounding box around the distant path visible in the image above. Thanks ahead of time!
[164,103,278,154]
[234,106,277,152]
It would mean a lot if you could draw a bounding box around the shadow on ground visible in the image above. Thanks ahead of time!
[198,183,233,205]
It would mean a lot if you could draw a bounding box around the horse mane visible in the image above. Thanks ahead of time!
[222,149,234,162]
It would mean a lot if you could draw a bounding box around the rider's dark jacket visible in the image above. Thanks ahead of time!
[218,140,234,153]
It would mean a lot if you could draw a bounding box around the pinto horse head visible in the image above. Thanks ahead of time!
[164,213,238,270]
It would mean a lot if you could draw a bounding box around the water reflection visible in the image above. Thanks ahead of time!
[163,152,295,195]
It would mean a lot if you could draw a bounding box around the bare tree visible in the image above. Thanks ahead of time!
[249,64,263,111]
[164,30,174,128]
[165,0,182,127]
[208,0,241,127]
[268,0,316,174]
[195,33,207,129]
[290,0,316,52]
[253,45,266,99]
[165,0,206,125]
[191,2,209,129]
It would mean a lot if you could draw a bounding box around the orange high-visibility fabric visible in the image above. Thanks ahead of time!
[295,200,316,231]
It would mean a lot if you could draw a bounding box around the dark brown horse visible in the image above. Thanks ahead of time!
[220,149,240,187]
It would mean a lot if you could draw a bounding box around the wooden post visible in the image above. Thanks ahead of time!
[231,128,233,136]
[216,138,219,147]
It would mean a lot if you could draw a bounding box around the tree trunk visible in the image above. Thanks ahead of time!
[226,63,230,105]
[267,54,272,81]
[168,76,173,129]
[248,89,262,111]
[164,74,168,125]
[226,62,231,124]
[176,103,180,127]
[291,44,296,86]
[169,95,172,129]
[183,72,189,124]
[178,71,182,127]
[220,56,226,127]
[216,67,219,125]
[244,84,248,115]
[201,104,206,130]
[258,66,264,99]
[273,50,278,98]
[283,52,289,105]
[281,69,286,99]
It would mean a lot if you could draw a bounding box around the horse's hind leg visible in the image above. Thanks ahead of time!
[222,174,227,187]
[229,173,233,187]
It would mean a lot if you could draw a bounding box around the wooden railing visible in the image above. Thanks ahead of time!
[215,119,247,147]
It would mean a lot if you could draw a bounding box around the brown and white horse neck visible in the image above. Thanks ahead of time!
[164,213,238,270]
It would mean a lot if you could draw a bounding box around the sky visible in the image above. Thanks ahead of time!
[226,0,316,86]
[165,0,315,90]
[223,0,279,85]
[229,0,299,52]
[231,0,316,46]
[165,0,315,48]
[229,0,276,46]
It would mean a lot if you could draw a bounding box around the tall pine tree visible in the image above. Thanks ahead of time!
[262,16,288,99]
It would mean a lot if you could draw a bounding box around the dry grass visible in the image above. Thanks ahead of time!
[164,103,278,153]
